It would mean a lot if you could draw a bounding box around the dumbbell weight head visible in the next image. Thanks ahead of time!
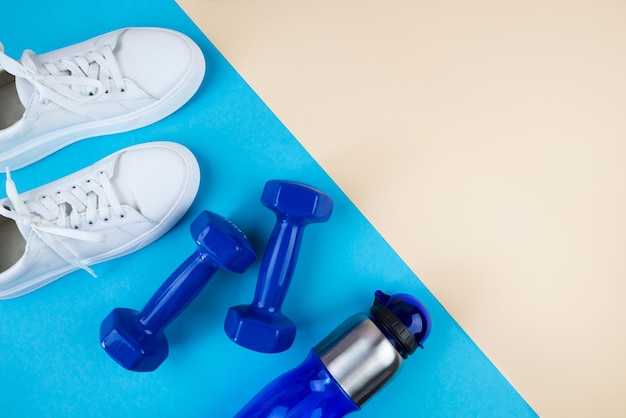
[190,211,256,274]
[100,211,256,371]
[100,307,168,372]
[224,305,298,354]
[261,180,333,223]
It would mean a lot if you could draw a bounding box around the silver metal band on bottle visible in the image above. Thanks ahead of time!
[314,314,402,406]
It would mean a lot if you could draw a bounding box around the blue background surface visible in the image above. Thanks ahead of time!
[0,1,537,417]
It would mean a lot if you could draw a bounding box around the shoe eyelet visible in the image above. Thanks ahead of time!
[88,221,94,225]
[120,88,126,93]
[74,226,79,230]
[103,217,110,222]
[119,213,126,219]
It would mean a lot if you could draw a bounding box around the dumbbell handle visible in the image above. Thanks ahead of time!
[137,249,218,332]
[253,216,305,313]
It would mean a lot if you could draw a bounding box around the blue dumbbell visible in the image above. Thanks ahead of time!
[100,210,256,371]
[224,180,333,353]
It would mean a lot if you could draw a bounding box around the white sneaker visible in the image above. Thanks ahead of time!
[0,28,205,170]
[0,141,200,299]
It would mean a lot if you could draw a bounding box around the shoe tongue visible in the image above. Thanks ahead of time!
[15,77,35,107]
[110,164,139,211]
[15,218,32,239]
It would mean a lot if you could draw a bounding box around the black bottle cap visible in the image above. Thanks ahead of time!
[370,290,431,359]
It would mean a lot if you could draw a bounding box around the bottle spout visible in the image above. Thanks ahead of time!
[371,290,431,358]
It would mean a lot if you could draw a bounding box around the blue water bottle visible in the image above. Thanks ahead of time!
[234,289,431,417]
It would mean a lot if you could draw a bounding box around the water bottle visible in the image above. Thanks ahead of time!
[234,289,431,417]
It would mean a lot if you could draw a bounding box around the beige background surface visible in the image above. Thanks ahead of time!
[175,1,626,416]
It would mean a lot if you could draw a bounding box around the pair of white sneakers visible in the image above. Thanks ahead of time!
[0,28,207,299]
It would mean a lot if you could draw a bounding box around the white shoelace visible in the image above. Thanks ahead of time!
[0,169,126,276]
[0,38,126,118]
